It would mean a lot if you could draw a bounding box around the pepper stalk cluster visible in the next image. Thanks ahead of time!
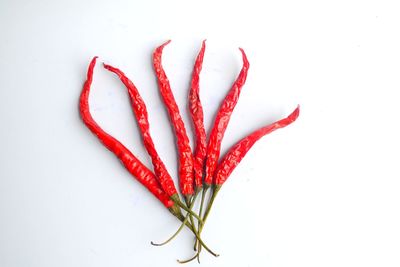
[79,40,300,263]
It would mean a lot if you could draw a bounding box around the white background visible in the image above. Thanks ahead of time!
[1,0,400,266]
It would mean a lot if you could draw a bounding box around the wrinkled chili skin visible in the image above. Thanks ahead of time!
[153,41,195,196]
[189,40,207,190]
[204,48,250,185]
[215,106,300,185]
[104,64,178,197]
[79,57,174,208]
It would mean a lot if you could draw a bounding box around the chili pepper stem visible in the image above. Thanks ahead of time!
[176,192,211,263]
[194,184,209,250]
[184,194,197,245]
[168,203,185,221]
[167,192,220,261]
[171,212,219,257]
[177,253,199,264]
[168,204,217,257]
[199,185,221,253]
[184,184,220,264]
[197,241,202,263]
[185,194,200,247]
[171,194,203,223]
[152,214,188,246]
[153,193,199,246]
[199,184,210,218]
[177,191,219,264]
[194,186,209,261]
[202,185,221,224]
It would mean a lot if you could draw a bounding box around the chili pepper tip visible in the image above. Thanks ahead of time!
[289,105,300,121]
[159,39,171,48]
[102,63,114,72]
[238,48,248,63]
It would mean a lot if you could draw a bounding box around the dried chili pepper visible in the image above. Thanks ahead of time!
[204,48,250,186]
[179,106,301,263]
[189,40,207,192]
[203,106,300,227]
[215,105,300,185]
[103,63,178,197]
[80,57,217,257]
[79,57,175,210]
[80,41,299,262]
[153,40,195,197]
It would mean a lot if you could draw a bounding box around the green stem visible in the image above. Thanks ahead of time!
[177,252,199,264]
[151,192,200,246]
[180,215,219,257]
[151,215,188,246]
[197,185,220,263]
[197,239,202,263]
[180,185,222,264]
[201,185,221,225]
[169,206,218,257]
[194,185,209,251]
[198,186,208,220]
[184,194,197,247]
[171,194,203,223]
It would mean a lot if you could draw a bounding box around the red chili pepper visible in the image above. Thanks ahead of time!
[80,59,216,256]
[204,48,250,186]
[153,40,195,196]
[215,105,300,185]
[103,63,178,197]
[189,40,207,191]
[79,57,174,209]
[196,106,300,260]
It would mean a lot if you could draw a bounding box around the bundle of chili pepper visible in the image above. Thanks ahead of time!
[79,57,218,258]
[182,43,299,263]
[79,41,299,263]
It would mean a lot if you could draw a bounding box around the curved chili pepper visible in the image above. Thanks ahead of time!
[79,57,174,209]
[80,59,215,255]
[153,40,195,196]
[189,40,207,191]
[103,63,178,197]
[195,106,300,262]
[204,48,250,186]
[215,105,300,185]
